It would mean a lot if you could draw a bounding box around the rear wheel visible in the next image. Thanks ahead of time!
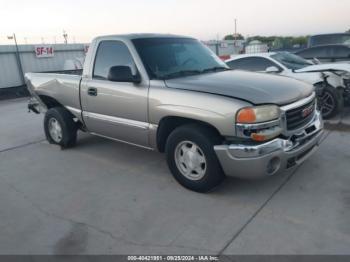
[317,86,343,119]
[44,107,78,148]
[165,124,225,193]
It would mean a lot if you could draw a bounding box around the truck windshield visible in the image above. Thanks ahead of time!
[271,52,313,70]
[132,37,229,80]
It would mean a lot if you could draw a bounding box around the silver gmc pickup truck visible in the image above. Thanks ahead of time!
[26,34,324,192]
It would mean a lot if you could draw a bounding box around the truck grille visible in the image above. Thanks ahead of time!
[286,98,316,130]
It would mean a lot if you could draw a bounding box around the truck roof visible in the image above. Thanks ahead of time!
[93,33,194,41]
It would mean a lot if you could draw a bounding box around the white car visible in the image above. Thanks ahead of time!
[63,57,85,70]
[226,52,350,118]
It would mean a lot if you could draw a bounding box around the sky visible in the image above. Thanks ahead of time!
[0,0,349,44]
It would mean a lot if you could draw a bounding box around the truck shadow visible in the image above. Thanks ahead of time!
[73,132,290,198]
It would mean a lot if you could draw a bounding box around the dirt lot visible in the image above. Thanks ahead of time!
[0,98,350,255]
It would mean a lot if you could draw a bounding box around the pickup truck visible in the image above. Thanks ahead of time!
[26,34,324,193]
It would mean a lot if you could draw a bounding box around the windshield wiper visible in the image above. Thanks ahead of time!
[160,70,202,79]
[201,67,231,73]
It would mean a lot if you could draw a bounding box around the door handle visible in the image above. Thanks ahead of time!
[87,87,98,96]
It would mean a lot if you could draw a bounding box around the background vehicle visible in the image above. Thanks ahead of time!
[308,33,350,47]
[226,52,350,118]
[26,34,323,193]
[295,44,350,64]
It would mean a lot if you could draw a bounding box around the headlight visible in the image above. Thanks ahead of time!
[236,105,282,142]
[236,105,280,124]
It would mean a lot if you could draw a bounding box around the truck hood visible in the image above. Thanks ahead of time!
[295,63,350,73]
[165,70,314,105]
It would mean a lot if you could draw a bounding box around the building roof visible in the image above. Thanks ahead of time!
[248,40,263,45]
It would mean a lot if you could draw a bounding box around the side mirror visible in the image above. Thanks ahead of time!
[107,66,141,83]
[265,66,281,73]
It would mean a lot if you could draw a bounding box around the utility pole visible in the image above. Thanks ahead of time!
[215,33,220,55]
[63,30,68,44]
[7,33,25,85]
[234,18,237,46]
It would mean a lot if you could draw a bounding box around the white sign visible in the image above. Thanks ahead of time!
[35,45,54,58]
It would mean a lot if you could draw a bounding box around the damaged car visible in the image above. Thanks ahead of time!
[226,52,350,118]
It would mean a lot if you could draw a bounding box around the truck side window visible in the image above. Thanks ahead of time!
[93,41,135,80]
[227,57,277,72]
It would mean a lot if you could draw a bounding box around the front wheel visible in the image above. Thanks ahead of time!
[317,86,344,119]
[165,124,225,193]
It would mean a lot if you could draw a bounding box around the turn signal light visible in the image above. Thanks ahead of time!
[237,108,256,123]
[251,133,267,142]
[250,126,283,142]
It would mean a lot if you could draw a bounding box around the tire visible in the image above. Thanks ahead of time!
[44,107,78,148]
[165,124,225,193]
[317,86,344,119]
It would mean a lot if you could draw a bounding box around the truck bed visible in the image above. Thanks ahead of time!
[25,72,82,115]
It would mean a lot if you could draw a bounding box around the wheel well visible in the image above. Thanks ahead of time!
[156,116,223,152]
[39,95,62,109]
[39,95,84,129]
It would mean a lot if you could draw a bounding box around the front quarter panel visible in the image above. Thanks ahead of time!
[148,80,251,137]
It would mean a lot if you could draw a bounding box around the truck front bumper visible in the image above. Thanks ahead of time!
[214,111,324,179]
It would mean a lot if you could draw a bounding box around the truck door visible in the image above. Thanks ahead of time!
[80,40,150,147]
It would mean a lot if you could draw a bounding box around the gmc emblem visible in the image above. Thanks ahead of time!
[302,104,314,118]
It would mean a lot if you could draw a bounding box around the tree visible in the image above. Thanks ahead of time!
[224,34,244,40]
[291,36,308,46]
[246,35,308,49]
[347,29,350,33]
